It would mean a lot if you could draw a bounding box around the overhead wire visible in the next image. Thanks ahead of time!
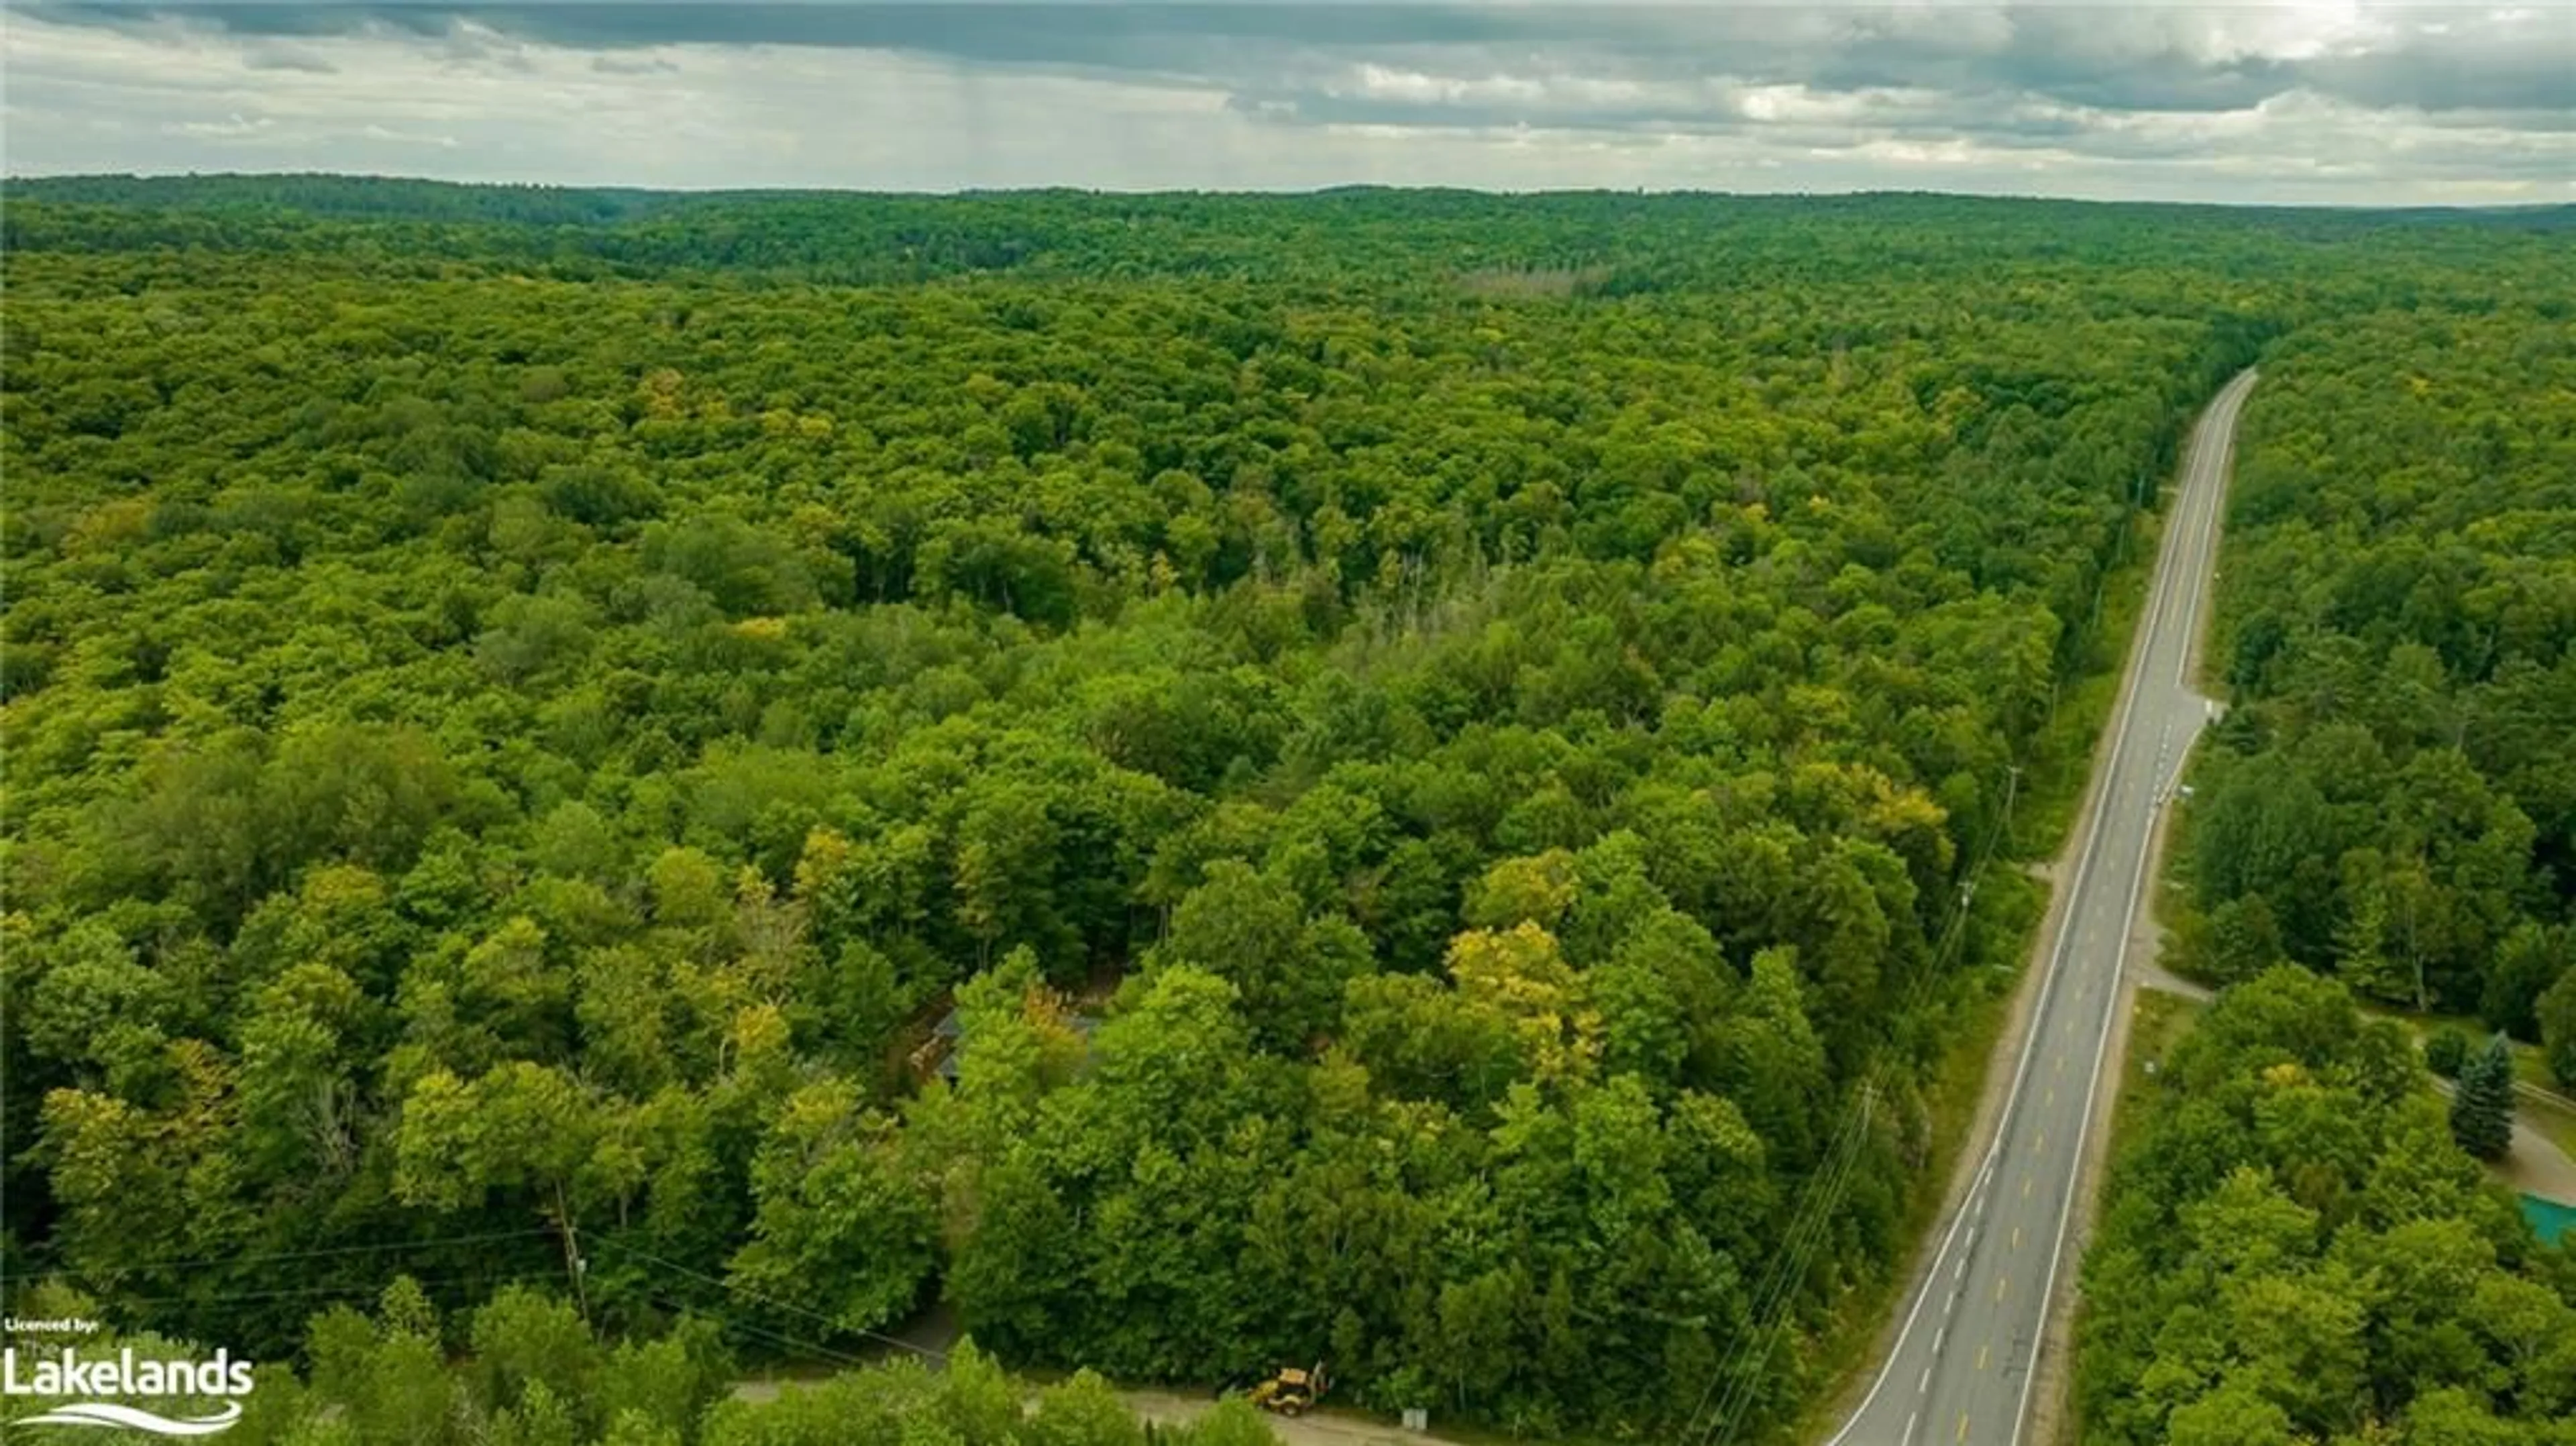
[3,1227,560,1286]
[1688,1101,1874,1445]
[10,1217,940,1379]
[634,1291,875,1373]
[9,708,2039,1437]
[587,1237,945,1362]
[1690,753,2025,1445]
[96,1271,525,1313]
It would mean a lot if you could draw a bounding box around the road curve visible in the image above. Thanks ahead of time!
[1826,368,2259,1446]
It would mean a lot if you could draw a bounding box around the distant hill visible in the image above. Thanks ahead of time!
[8,172,2573,291]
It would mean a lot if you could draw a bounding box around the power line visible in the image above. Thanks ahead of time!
[1682,1119,1850,1444]
[1686,1070,1880,1444]
[587,1239,945,1363]
[1690,1127,1863,1444]
[96,1271,524,1313]
[634,1291,875,1373]
[7,1228,559,1284]
[1686,750,2025,1446]
[1688,999,1913,1435]
[1684,1056,1876,1435]
[1692,1096,1875,1446]
[1721,1094,1876,1443]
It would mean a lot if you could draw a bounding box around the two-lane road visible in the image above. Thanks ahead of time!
[1827,368,2259,1446]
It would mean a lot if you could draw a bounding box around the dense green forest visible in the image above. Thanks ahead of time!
[2,177,2570,1442]
[9,174,2571,292]
[3,1274,1269,1446]
[2076,254,2576,1442]
[2174,294,2576,1074]
[2076,971,2576,1445]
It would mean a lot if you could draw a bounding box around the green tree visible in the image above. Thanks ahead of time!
[728,1080,936,1337]
[18,178,2570,1439]
[2538,966,2576,1091]
[2424,1027,2471,1078]
[2448,1034,2515,1162]
[469,1286,602,1431]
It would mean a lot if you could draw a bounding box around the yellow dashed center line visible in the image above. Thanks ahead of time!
[1976,1343,1990,1371]
[2011,1225,2022,1251]
[1995,1275,2010,1303]
[1957,1410,1971,1442]
[2023,1175,2034,1199]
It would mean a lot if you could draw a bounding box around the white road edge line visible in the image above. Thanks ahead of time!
[2007,369,2255,1446]
[2170,375,2245,690]
[1825,368,2254,1446]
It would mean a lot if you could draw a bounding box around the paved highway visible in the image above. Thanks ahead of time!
[1825,368,2259,1446]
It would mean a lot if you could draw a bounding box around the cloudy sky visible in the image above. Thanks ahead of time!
[3,2,2571,203]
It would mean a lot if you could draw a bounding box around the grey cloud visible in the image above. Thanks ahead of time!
[1822,18,2294,114]
[589,50,674,74]
[22,2,1522,63]
[20,2,2575,125]
[3,2,2569,203]
[242,38,335,70]
[2300,28,2576,113]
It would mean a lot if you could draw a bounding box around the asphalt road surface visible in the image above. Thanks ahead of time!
[1826,368,2259,1446]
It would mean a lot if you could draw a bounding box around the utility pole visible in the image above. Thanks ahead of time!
[2406,852,2426,1015]
[555,1181,590,1323]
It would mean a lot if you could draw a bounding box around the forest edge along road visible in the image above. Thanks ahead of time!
[730,1378,1438,1446]
[1825,369,2258,1446]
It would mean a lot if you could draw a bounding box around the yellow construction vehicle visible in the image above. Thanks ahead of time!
[1247,1359,1328,1416]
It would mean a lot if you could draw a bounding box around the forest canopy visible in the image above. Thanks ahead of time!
[3,177,2571,1442]
[2169,294,2576,1056]
[2078,971,2576,1446]
[2080,241,2576,1446]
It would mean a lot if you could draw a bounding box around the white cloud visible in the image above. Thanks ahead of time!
[0,3,2568,203]
[164,113,273,139]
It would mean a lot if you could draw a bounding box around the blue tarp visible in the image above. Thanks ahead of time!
[2520,1194,2575,1247]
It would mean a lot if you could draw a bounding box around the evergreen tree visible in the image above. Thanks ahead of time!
[2447,1034,2515,1162]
